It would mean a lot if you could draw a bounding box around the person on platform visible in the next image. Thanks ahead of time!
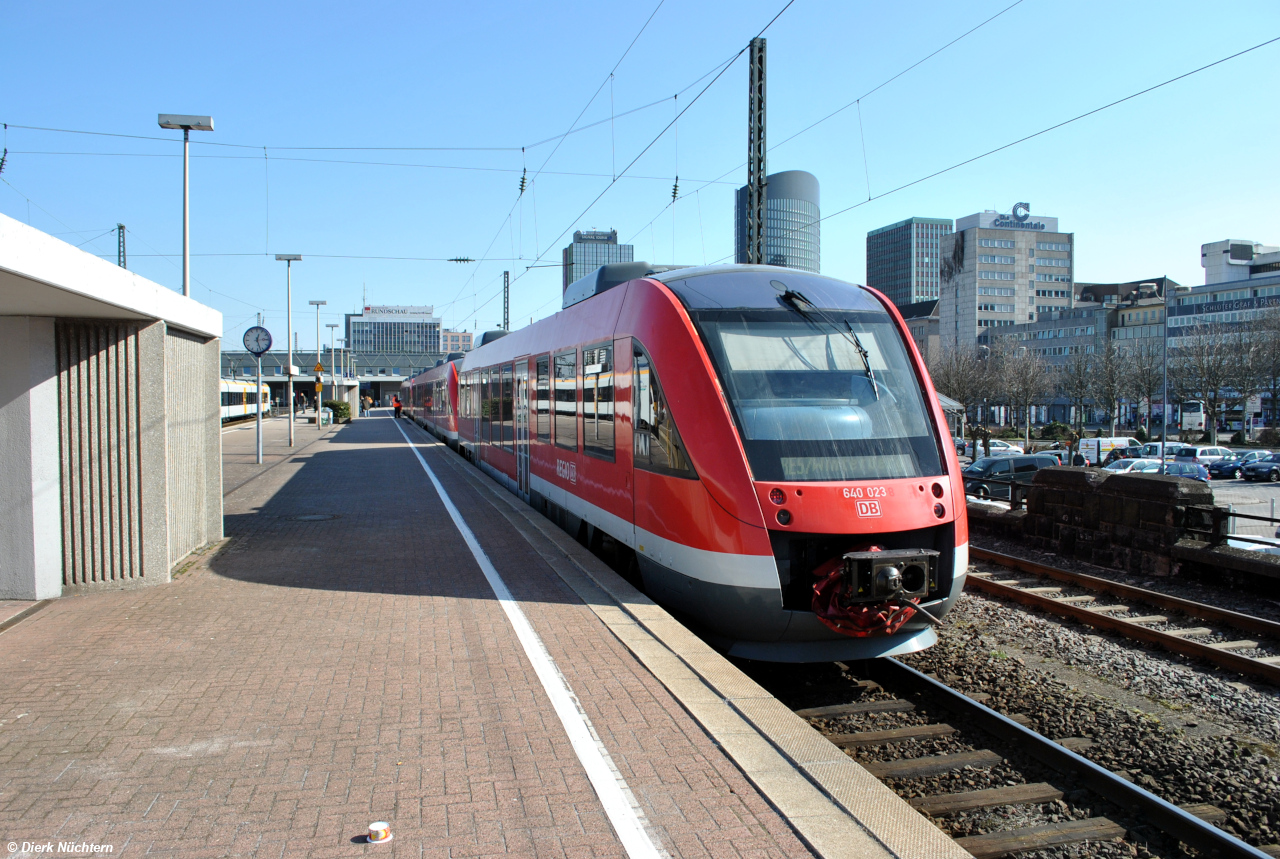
[393,396,402,419]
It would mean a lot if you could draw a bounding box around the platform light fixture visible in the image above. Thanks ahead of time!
[157,114,214,297]
[276,255,302,447]
[310,300,327,428]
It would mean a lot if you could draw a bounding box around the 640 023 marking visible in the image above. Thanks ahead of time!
[842,486,890,499]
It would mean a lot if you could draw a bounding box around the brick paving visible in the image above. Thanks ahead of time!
[0,413,813,858]
[220,411,339,497]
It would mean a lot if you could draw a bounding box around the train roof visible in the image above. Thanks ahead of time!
[562,262,883,314]
[654,265,883,313]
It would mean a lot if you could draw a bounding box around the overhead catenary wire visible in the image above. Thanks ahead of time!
[0,58,734,159]
[704,32,1280,264]
[4,151,740,185]
[524,0,798,282]
[662,0,1030,215]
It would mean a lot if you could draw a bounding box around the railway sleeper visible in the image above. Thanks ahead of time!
[955,816,1127,859]
[1054,595,1097,604]
[863,749,1004,779]
[910,782,1064,817]
[1206,639,1260,651]
[824,723,955,748]
[794,699,914,718]
[1164,626,1215,638]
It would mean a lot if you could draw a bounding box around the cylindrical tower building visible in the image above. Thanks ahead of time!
[735,170,820,273]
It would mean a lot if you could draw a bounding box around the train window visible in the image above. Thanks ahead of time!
[501,364,514,450]
[481,368,492,444]
[633,346,695,478]
[535,356,551,442]
[554,350,577,451]
[582,343,614,460]
[691,308,943,482]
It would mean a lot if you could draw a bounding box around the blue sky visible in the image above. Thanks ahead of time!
[4,1,1278,352]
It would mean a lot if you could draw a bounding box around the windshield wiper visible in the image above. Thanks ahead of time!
[844,321,879,401]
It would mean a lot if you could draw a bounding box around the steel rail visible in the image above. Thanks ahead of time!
[970,547,1280,639]
[966,553,1280,687]
[869,658,1273,859]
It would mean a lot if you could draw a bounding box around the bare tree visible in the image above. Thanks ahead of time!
[1091,339,1132,436]
[1124,338,1165,434]
[985,337,1050,448]
[1253,307,1280,428]
[1169,321,1251,444]
[1056,350,1094,442]
[927,341,992,440]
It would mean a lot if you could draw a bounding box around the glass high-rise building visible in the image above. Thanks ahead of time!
[866,217,954,309]
[345,305,441,353]
[562,230,634,291]
[735,170,820,273]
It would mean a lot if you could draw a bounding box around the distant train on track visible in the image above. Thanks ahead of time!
[220,378,270,423]
[404,263,967,662]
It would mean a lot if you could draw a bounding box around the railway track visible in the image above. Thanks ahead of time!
[966,547,1280,687]
[788,659,1277,859]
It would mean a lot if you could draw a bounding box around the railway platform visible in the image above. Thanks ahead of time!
[0,410,963,859]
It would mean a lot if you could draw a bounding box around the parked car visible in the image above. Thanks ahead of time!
[1038,449,1071,466]
[963,454,1060,499]
[1207,450,1272,480]
[1140,441,1179,460]
[1173,445,1232,465]
[960,438,1024,458]
[1243,453,1280,482]
[1102,457,1162,474]
[1079,437,1142,465]
[1162,461,1210,482]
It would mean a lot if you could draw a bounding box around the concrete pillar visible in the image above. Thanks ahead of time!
[0,317,62,599]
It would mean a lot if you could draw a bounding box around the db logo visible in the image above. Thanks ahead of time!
[556,459,577,484]
[855,500,882,518]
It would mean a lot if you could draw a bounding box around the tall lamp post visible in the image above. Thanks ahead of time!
[157,115,214,297]
[310,300,327,428]
[326,323,339,403]
[276,255,302,446]
[1160,284,1191,474]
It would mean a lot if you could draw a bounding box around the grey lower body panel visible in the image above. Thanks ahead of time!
[637,553,958,663]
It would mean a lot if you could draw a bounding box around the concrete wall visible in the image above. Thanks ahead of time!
[0,317,61,599]
[56,319,149,588]
[0,318,225,597]
[164,327,222,566]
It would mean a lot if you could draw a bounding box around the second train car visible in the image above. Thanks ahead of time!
[404,263,967,662]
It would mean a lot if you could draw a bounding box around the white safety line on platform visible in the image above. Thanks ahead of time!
[389,417,667,859]
[221,416,284,435]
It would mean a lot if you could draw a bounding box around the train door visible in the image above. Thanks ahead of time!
[515,360,531,499]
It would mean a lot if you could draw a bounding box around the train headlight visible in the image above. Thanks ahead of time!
[776,509,792,525]
[768,488,786,505]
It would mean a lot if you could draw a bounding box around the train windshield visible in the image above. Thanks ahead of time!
[693,308,943,482]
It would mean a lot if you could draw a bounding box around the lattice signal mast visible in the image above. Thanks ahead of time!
[745,37,767,265]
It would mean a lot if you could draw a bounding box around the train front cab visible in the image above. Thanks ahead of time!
[625,268,967,662]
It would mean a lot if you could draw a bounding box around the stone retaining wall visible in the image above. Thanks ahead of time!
[966,467,1280,593]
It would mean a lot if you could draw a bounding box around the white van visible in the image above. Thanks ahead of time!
[1078,437,1140,466]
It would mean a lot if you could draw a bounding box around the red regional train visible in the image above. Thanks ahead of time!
[404,263,968,662]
